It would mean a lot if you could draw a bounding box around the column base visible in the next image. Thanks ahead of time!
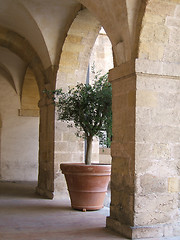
[106,217,180,239]
[36,186,54,199]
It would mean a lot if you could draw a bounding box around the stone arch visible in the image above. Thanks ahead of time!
[0,63,17,93]
[138,0,180,64]
[54,8,102,197]
[57,8,101,89]
[0,26,50,94]
[76,0,132,65]
[0,26,56,198]
[19,67,40,117]
[89,27,114,80]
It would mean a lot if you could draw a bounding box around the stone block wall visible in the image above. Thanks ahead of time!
[109,63,136,228]
[134,59,180,237]
[0,74,39,181]
[135,77,180,223]
[99,148,112,165]
[107,58,180,238]
[139,0,177,61]
[134,2,180,235]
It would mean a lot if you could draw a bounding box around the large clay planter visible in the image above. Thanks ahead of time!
[60,163,111,211]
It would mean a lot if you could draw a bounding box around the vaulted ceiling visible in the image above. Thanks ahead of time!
[0,0,144,95]
[0,0,82,94]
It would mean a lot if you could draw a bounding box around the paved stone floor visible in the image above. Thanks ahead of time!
[0,181,124,240]
[0,181,179,240]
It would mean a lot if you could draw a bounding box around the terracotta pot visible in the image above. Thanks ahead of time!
[60,163,111,211]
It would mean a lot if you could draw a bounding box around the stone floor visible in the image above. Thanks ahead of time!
[0,181,124,240]
[0,181,179,240]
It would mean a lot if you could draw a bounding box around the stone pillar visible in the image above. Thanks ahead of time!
[0,117,1,178]
[36,94,55,199]
[107,59,180,239]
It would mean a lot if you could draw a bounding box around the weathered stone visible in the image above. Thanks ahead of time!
[146,0,176,17]
[18,109,39,117]
[132,225,163,239]
[144,12,165,24]
[175,5,180,17]
[135,157,152,174]
[168,177,180,193]
[136,125,180,144]
[163,45,180,63]
[169,28,180,45]
[108,56,180,237]
[136,108,152,125]
[99,148,112,164]
[151,109,180,126]
[173,222,180,236]
[134,193,179,225]
[140,174,167,194]
[110,190,134,225]
[60,51,79,67]
[136,90,157,107]
[166,16,180,28]
[136,73,180,92]
[141,23,169,43]
[164,224,174,237]
[1,1,180,239]
[54,141,68,152]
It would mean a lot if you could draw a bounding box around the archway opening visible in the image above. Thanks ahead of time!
[54,7,114,213]
[0,63,40,182]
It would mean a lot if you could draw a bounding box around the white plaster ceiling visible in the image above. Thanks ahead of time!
[0,47,26,94]
[0,0,81,93]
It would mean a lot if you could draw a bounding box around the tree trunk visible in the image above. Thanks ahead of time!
[85,135,93,165]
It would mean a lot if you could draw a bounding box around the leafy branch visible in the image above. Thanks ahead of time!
[44,72,112,164]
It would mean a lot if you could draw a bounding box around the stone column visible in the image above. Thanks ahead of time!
[107,59,180,239]
[0,117,1,178]
[36,94,55,199]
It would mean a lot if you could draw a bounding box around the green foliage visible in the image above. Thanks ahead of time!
[45,72,112,164]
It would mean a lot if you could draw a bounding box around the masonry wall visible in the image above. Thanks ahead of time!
[109,70,136,228]
[134,59,180,238]
[136,2,180,232]
[0,75,39,181]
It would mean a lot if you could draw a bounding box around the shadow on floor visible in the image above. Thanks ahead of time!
[0,181,41,199]
[0,181,125,240]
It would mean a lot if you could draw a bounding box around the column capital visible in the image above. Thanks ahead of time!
[109,59,180,83]
[135,58,180,78]
[109,60,135,82]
